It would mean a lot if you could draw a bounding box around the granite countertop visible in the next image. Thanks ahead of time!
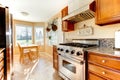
[86,47,120,57]
[0,48,5,53]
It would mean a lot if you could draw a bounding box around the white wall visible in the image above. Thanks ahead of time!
[64,18,120,40]
[45,12,63,55]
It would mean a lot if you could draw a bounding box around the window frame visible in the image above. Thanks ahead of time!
[34,26,44,45]
[15,24,33,45]
[15,24,44,46]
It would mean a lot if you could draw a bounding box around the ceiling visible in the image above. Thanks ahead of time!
[0,0,68,22]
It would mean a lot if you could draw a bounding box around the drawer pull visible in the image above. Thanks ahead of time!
[102,71,106,74]
[102,60,106,63]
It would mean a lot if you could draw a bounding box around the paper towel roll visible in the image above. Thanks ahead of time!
[115,30,120,49]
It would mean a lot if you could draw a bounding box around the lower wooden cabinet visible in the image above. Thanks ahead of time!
[53,45,59,71]
[88,51,120,80]
[88,72,107,80]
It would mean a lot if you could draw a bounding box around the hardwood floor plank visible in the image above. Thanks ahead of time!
[13,53,63,80]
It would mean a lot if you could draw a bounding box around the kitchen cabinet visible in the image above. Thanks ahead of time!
[61,6,68,18]
[95,0,120,25]
[53,45,59,71]
[88,51,120,80]
[62,21,74,32]
[88,72,107,80]
[61,6,74,32]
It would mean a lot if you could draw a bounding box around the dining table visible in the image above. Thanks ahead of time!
[20,44,39,59]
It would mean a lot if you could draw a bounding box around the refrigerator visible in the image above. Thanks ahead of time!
[0,6,13,80]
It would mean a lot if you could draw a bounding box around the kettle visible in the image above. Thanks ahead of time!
[115,30,120,49]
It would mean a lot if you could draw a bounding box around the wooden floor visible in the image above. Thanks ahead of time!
[13,52,63,80]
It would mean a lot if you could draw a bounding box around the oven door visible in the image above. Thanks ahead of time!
[59,54,85,80]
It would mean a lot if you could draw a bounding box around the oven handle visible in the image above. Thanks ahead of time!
[58,54,84,65]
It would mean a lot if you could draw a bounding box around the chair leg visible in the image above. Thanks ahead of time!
[28,53,32,61]
[19,55,23,64]
[36,52,39,59]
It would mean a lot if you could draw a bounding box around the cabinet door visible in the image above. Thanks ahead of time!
[89,63,120,80]
[96,0,120,25]
[62,21,68,31]
[62,21,74,32]
[53,45,59,71]
[61,6,68,18]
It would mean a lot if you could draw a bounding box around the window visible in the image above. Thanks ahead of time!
[34,27,44,45]
[47,30,58,45]
[16,25,32,45]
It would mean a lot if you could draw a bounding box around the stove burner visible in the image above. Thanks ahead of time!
[58,40,99,61]
[59,43,97,48]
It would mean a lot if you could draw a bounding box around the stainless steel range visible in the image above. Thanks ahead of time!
[57,39,99,80]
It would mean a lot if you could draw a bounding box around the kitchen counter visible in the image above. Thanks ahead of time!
[0,48,5,53]
[86,47,120,57]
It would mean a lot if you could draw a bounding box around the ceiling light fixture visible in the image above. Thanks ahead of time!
[21,12,29,16]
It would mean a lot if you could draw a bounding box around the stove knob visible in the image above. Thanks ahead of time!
[76,52,82,56]
[66,50,69,53]
[60,48,64,51]
[57,48,60,51]
[71,50,75,54]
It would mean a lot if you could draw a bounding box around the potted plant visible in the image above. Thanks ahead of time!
[48,36,52,40]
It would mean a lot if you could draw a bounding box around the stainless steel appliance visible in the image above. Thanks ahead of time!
[0,6,13,80]
[57,39,99,80]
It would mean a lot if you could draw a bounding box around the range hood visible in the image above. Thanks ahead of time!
[62,2,95,23]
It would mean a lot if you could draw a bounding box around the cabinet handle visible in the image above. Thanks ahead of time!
[102,60,106,63]
[102,71,106,74]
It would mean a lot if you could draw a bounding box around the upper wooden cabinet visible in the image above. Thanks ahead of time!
[95,0,120,25]
[61,6,68,18]
[61,6,74,32]
[62,21,74,32]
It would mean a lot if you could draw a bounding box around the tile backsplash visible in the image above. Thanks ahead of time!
[99,38,114,48]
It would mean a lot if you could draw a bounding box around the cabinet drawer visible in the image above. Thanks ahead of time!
[88,72,107,80]
[88,53,120,70]
[89,64,120,80]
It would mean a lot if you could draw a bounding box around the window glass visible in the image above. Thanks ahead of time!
[47,30,57,45]
[35,27,44,45]
[16,25,32,45]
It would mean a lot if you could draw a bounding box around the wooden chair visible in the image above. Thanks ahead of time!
[30,43,40,60]
[30,47,39,60]
[17,43,32,64]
